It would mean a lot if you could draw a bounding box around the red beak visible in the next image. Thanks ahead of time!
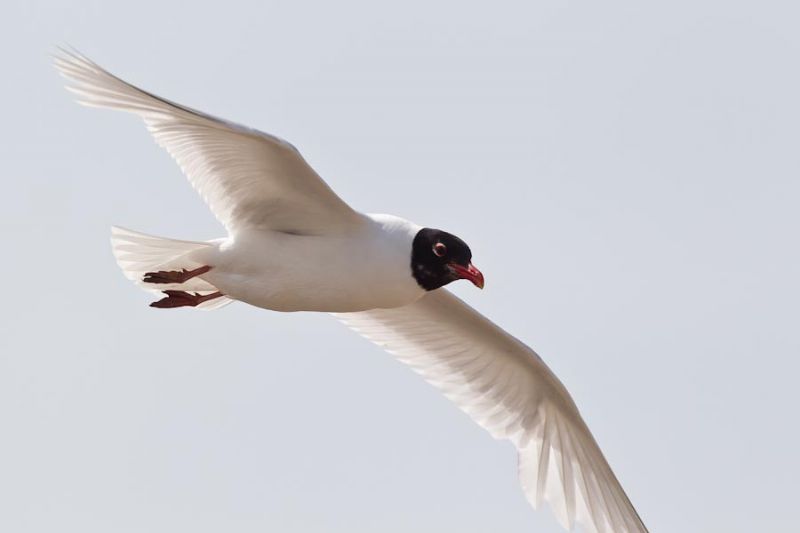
[448,262,485,289]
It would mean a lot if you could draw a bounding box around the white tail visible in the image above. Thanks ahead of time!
[110,226,232,310]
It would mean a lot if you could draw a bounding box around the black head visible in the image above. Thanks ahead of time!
[411,228,485,291]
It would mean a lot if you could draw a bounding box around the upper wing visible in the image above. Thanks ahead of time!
[54,48,361,236]
[336,290,647,533]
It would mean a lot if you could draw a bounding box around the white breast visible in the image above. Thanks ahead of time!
[199,213,426,312]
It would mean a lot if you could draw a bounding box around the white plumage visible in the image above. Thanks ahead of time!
[110,226,233,310]
[337,291,647,532]
[56,49,358,236]
[56,48,648,532]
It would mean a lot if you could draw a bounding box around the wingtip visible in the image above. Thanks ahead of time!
[51,43,81,68]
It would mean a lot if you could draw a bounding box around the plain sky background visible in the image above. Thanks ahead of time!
[2,1,799,532]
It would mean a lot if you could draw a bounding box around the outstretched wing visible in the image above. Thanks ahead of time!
[337,289,647,533]
[55,49,361,236]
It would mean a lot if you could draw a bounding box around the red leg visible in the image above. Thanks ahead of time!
[150,290,223,309]
[143,265,212,284]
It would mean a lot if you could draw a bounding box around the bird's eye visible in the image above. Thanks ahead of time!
[433,242,447,257]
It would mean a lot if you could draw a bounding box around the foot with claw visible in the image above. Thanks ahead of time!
[143,265,212,284]
[150,290,223,308]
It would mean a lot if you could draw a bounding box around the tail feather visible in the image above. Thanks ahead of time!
[110,226,232,310]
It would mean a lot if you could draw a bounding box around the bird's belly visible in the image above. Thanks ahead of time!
[200,232,424,313]
[209,270,420,312]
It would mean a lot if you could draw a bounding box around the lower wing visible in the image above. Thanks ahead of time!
[336,289,647,533]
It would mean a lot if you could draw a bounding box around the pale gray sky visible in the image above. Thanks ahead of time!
[2,1,799,531]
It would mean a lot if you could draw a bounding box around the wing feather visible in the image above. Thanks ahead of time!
[336,289,647,533]
[54,48,360,235]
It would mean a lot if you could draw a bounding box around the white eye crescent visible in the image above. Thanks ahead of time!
[433,242,447,257]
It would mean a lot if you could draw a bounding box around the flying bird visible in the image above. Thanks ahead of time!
[55,49,648,533]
